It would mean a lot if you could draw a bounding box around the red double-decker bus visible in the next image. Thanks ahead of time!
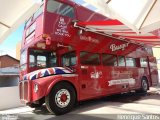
[19,0,159,115]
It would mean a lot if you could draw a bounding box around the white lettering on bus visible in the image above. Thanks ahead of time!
[110,43,129,52]
[55,17,70,37]
[80,35,99,44]
[108,78,135,86]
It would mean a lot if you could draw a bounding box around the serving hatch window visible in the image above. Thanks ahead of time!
[62,52,76,66]
[126,58,136,67]
[118,56,125,66]
[80,52,100,65]
[102,54,117,66]
[47,0,75,18]
[140,58,148,67]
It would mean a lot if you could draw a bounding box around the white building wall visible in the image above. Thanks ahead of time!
[0,86,24,110]
[158,70,160,82]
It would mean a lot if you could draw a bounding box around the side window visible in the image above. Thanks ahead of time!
[102,54,117,66]
[62,52,76,66]
[140,58,148,67]
[80,52,100,65]
[47,0,75,18]
[20,50,27,71]
[33,4,43,20]
[29,55,36,67]
[49,56,57,67]
[118,56,125,66]
[20,50,27,65]
[37,56,46,67]
[126,58,136,67]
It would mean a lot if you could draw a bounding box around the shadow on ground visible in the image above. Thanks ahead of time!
[18,91,160,120]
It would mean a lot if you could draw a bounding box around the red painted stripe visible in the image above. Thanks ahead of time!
[78,20,123,26]
[95,28,131,31]
[77,20,160,46]
[37,71,41,78]
[132,39,160,42]
[113,32,136,34]
[121,35,159,39]
[48,68,54,74]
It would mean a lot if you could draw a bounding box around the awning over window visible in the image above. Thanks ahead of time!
[76,20,160,46]
[0,0,40,43]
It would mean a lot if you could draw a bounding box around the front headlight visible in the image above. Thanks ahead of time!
[34,83,38,93]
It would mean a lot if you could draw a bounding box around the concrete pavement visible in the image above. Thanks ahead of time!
[0,87,160,120]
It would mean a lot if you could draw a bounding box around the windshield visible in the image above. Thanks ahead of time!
[47,0,75,18]
[29,49,57,68]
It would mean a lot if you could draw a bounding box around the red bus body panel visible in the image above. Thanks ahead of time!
[19,0,159,104]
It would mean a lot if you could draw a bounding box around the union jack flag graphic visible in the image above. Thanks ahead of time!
[23,67,73,80]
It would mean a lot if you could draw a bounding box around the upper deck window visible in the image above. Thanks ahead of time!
[47,0,75,18]
[33,4,43,20]
[25,4,44,28]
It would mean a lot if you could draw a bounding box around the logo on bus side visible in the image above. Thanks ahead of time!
[110,43,129,52]
[80,35,99,44]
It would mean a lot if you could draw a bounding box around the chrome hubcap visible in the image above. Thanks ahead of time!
[55,89,70,108]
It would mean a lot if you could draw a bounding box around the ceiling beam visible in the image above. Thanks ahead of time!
[0,22,10,28]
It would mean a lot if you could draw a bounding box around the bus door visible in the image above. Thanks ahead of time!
[79,52,103,100]
[147,56,159,86]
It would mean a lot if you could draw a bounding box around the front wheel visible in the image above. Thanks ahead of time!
[45,82,76,115]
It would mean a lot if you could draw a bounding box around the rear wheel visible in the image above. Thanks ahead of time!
[136,79,148,93]
[45,82,76,115]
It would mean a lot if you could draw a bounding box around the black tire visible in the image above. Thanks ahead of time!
[28,98,44,108]
[28,102,43,108]
[45,82,76,115]
[136,79,148,93]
